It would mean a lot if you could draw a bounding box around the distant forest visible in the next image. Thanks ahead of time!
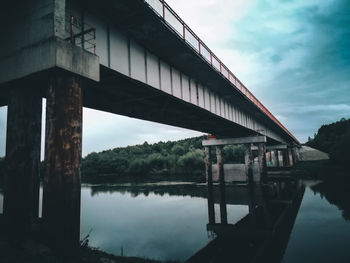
[0,136,245,183]
[82,136,245,180]
[306,118,350,167]
[1,118,349,183]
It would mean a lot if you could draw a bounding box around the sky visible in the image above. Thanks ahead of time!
[0,0,349,157]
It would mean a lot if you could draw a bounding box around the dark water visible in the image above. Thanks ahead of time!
[282,182,350,263]
[1,180,350,262]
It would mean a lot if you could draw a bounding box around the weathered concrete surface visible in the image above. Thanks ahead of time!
[3,85,42,234]
[258,143,267,182]
[211,162,260,183]
[43,72,82,248]
[298,146,329,161]
[0,38,100,84]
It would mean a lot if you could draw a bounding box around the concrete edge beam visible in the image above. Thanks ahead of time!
[251,144,290,151]
[0,37,100,84]
[266,144,288,150]
[202,136,266,146]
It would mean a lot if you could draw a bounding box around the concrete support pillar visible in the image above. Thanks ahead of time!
[3,85,42,234]
[272,150,278,167]
[42,72,82,249]
[216,146,227,225]
[288,148,294,166]
[277,150,283,167]
[205,146,215,225]
[282,149,289,167]
[258,143,267,183]
[245,144,254,183]
[292,147,298,164]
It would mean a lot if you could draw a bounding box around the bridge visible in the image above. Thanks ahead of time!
[0,0,300,249]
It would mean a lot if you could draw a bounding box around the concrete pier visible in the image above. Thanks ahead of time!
[3,84,42,234]
[288,148,294,166]
[258,143,267,182]
[42,72,83,249]
[245,144,254,183]
[282,150,289,167]
[272,150,279,167]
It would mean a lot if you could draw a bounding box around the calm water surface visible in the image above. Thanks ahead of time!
[1,180,350,262]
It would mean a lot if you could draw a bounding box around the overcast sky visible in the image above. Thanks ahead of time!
[0,0,349,157]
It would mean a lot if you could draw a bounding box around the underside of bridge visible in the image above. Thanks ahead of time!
[0,0,300,252]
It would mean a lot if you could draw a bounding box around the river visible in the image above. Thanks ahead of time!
[0,180,350,262]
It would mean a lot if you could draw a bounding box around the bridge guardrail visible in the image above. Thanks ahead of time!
[145,0,298,143]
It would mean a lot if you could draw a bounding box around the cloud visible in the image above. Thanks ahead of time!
[0,0,349,155]
[82,108,203,156]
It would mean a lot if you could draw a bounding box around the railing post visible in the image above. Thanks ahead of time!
[70,15,74,44]
[198,39,201,54]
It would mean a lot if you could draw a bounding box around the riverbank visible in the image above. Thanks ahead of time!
[0,234,179,263]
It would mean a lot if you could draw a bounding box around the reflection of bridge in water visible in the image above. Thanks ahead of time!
[188,179,305,263]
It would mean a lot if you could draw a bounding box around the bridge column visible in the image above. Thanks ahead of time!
[288,148,294,166]
[292,147,299,164]
[277,150,283,167]
[272,150,278,167]
[216,146,227,225]
[205,146,215,225]
[3,84,42,235]
[282,149,289,167]
[258,143,267,183]
[245,144,254,183]
[42,71,82,250]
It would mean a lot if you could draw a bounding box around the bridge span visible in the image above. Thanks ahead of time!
[0,0,300,249]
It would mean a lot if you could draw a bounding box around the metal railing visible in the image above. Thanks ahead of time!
[144,0,298,143]
[66,14,96,54]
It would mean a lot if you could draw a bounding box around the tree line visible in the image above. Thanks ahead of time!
[82,136,245,180]
[306,118,350,167]
[0,136,245,184]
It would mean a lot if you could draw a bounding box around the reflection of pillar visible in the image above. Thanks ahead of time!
[43,72,82,249]
[245,144,254,183]
[248,183,257,224]
[205,147,215,225]
[259,185,272,228]
[3,85,42,234]
[216,146,227,225]
[258,143,267,183]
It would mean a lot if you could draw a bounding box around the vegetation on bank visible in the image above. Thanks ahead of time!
[0,137,245,184]
[306,118,350,167]
[82,136,245,181]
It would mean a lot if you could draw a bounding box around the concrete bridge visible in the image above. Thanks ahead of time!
[0,0,300,248]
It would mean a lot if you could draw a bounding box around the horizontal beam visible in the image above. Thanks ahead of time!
[251,144,288,150]
[267,144,288,150]
[202,136,266,146]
